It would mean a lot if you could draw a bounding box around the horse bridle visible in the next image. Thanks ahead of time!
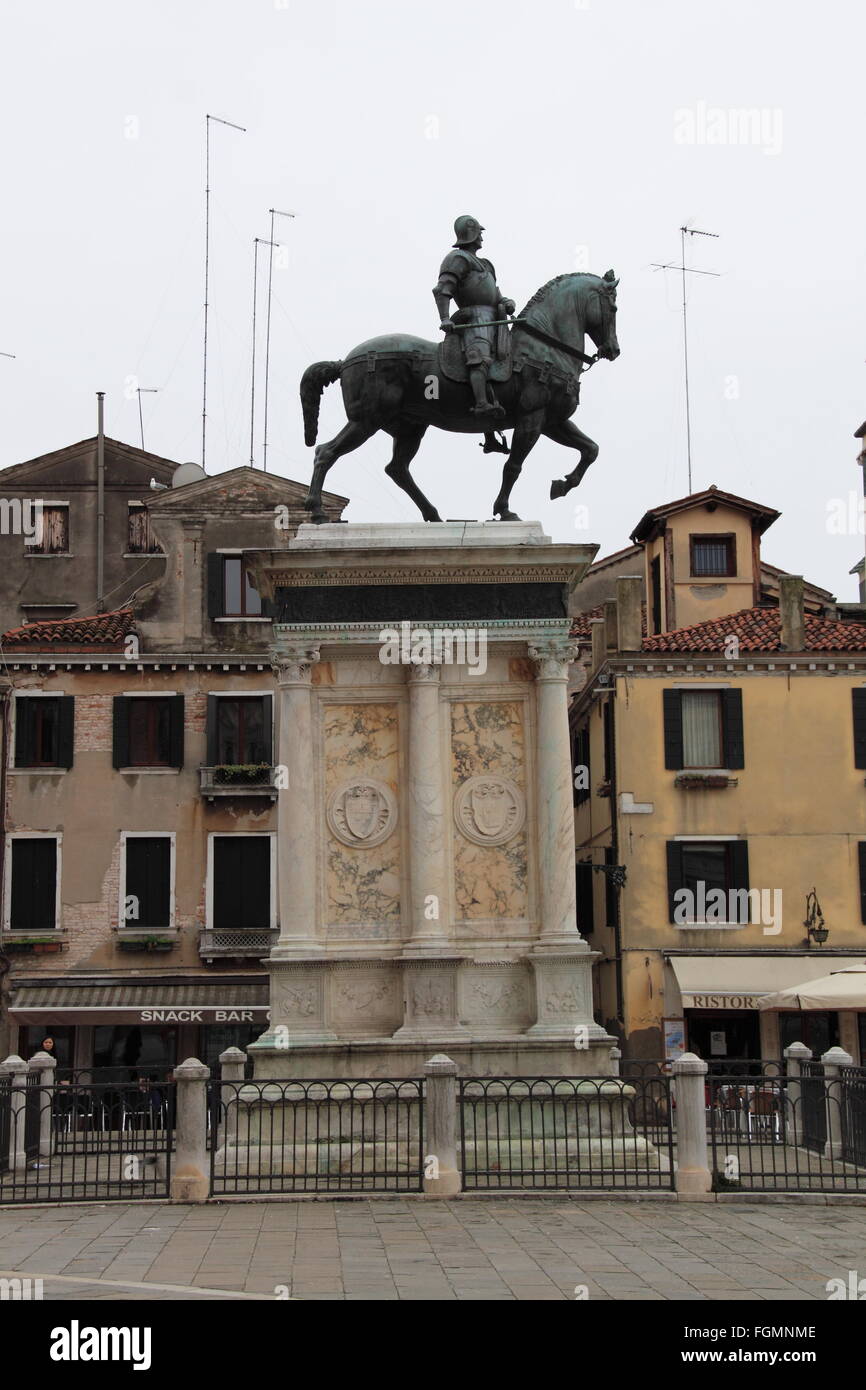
[512,286,616,370]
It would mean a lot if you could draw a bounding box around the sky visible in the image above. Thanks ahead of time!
[1,0,864,597]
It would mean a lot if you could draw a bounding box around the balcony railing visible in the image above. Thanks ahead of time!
[199,765,278,800]
[198,928,279,961]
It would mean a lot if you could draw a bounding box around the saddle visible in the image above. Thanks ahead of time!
[437,318,514,385]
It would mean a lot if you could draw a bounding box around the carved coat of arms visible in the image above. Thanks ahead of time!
[454,775,525,847]
[327,779,397,848]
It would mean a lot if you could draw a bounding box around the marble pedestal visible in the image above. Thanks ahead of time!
[245,521,616,1080]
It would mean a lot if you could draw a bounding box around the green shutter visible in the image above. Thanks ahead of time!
[14,698,34,767]
[663,690,683,769]
[206,553,224,619]
[57,696,75,768]
[206,695,219,767]
[722,689,744,769]
[666,841,683,922]
[112,696,130,769]
[168,695,184,769]
[853,690,866,769]
[859,843,866,926]
[728,841,751,923]
[11,839,56,930]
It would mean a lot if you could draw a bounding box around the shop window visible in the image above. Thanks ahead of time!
[113,696,184,769]
[666,839,750,924]
[123,836,172,929]
[14,695,74,768]
[92,1025,177,1080]
[202,1024,260,1076]
[690,534,735,577]
[23,1026,73,1070]
[206,554,268,618]
[7,837,58,931]
[778,1011,840,1058]
[206,695,272,767]
[28,504,69,555]
[211,836,271,930]
[663,688,744,770]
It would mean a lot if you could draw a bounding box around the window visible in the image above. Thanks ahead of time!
[572,724,590,806]
[575,860,594,935]
[206,554,266,619]
[663,688,744,770]
[112,696,184,769]
[28,504,69,555]
[123,836,172,929]
[666,840,750,924]
[14,696,74,768]
[7,837,58,931]
[211,836,272,930]
[127,504,163,555]
[207,695,272,767]
[859,842,866,925]
[690,534,735,578]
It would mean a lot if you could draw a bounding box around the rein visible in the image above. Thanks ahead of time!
[511,317,598,367]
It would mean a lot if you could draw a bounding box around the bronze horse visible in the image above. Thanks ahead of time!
[300,269,619,522]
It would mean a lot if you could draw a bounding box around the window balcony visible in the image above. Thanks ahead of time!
[199,765,278,801]
[199,928,279,961]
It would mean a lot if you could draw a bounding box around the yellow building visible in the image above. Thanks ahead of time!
[571,488,866,1066]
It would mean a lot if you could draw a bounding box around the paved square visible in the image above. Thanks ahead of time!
[0,1197,864,1300]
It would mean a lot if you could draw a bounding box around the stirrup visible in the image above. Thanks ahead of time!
[480,431,510,455]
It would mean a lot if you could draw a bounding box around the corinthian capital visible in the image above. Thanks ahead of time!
[271,644,320,685]
[528,640,579,682]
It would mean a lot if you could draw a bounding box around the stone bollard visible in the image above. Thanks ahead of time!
[783,1041,811,1146]
[170,1058,210,1203]
[219,1047,247,1147]
[28,1050,57,1159]
[0,1055,28,1171]
[821,1046,853,1161]
[609,1046,622,1078]
[423,1054,461,1197]
[672,1052,712,1198]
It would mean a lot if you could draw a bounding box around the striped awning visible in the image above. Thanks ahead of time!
[9,980,269,1025]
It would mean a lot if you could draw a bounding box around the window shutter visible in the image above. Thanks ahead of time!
[261,695,273,765]
[663,690,683,769]
[206,695,219,767]
[722,689,744,769]
[859,843,866,926]
[206,553,224,619]
[240,837,271,929]
[57,696,75,768]
[126,838,171,929]
[575,860,594,936]
[854,690,866,769]
[728,840,750,923]
[112,696,130,769]
[168,695,184,769]
[666,841,683,922]
[11,839,56,930]
[14,699,34,767]
[213,838,244,929]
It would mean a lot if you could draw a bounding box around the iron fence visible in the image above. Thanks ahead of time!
[0,1082,173,1204]
[801,1061,828,1153]
[209,1078,424,1195]
[459,1075,675,1191]
[841,1067,866,1169]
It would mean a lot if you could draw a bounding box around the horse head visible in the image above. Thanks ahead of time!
[520,270,620,363]
[586,269,620,361]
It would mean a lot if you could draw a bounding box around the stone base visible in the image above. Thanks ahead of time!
[247,1034,617,1080]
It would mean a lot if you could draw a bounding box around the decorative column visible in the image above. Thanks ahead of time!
[526,639,601,1042]
[271,644,321,957]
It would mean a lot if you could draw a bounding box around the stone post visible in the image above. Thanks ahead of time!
[0,1056,28,1171]
[405,663,450,948]
[821,1046,853,1161]
[672,1052,711,1198]
[783,1041,811,1146]
[28,1050,56,1159]
[219,1046,246,1147]
[609,1046,622,1077]
[271,645,321,956]
[423,1054,461,1197]
[170,1058,210,1203]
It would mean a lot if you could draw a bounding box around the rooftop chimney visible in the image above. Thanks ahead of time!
[616,576,643,653]
[779,574,805,652]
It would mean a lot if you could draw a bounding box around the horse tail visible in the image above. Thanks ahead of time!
[301,360,343,446]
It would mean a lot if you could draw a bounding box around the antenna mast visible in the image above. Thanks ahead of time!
[201,113,246,472]
[249,236,280,468]
[652,223,720,492]
[262,208,297,473]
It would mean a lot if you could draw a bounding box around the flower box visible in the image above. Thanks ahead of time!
[675,773,730,790]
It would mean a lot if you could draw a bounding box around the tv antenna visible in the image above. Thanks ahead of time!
[249,236,280,468]
[136,387,159,451]
[262,208,297,473]
[652,222,720,492]
[201,113,246,472]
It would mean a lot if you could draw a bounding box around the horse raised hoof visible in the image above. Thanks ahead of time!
[549,478,570,500]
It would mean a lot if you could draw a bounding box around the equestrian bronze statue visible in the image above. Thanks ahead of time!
[300,215,619,523]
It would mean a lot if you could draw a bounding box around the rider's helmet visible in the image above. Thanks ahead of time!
[453,215,484,247]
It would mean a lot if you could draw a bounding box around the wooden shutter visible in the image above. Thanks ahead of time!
[57,696,74,768]
[206,695,219,766]
[722,689,744,769]
[14,698,35,767]
[261,696,273,765]
[126,838,170,928]
[214,837,270,930]
[666,841,683,922]
[206,553,224,618]
[728,840,751,923]
[112,696,130,769]
[854,690,866,769]
[11,839,56,930]
[168,695,184,769]
[859,843,866,925]
[663,690,683,769]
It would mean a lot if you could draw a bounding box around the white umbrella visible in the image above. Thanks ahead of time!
[757,963,866,1011]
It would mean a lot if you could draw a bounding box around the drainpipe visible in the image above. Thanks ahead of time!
[96,393,105,614]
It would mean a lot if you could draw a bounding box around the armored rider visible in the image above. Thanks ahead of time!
[433,215,516,427]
